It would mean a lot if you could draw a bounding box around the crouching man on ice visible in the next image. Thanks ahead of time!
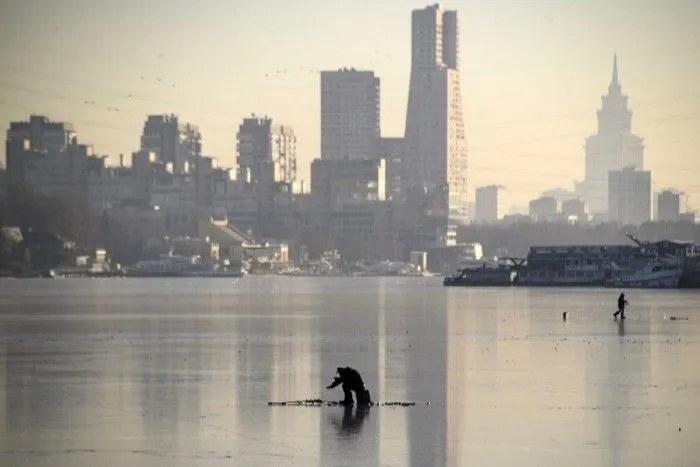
[326,367,372,406]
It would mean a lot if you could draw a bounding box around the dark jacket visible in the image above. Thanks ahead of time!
[618,294,628,308]
[327,367,366,390]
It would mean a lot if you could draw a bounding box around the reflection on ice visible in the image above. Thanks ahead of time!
[0,278,698,467]
[329,405,370,437]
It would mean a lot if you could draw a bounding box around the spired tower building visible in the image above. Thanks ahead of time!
[403,4,468,229]
[577,54,644,214]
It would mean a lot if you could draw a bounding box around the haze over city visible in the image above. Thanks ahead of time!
[3,3,700,467]
[1,0,698,209]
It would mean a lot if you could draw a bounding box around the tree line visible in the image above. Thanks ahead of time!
[2,182,698,268]
[0,183,143,268]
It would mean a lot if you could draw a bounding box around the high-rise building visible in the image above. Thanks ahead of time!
[6,115,76,155]
[576,55,644,214]
[608,167,651,225]
[5,116,92,200]
[403,4,468,226]
[321,68,380,160]
[474,185,506,224]
[657,190,681,222]
[236,115,297,186]
[140,114,202,174]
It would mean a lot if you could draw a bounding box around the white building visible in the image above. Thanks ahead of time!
[402,4,468,226]
[608,166,651,226]
[474,185,506,224]
[577,55,644,214]
[320,68,380,161]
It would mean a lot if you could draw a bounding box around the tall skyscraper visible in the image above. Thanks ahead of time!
[577,55,644,214]
[403,4,468,225]
[140,114,202,174]
[320,68,380,160]
[236,115,297,186]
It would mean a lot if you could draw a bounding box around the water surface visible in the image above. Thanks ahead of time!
[0,277,698,466]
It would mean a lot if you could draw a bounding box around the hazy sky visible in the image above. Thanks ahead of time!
[1,0,699,210]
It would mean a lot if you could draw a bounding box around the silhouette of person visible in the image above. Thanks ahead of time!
[613,293,629,320]
[326,367,372,406]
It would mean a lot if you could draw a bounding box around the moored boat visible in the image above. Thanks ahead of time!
[514,235,699,288]
[443,263,517,287]
[515,245,627,287]
[606,261,683,288]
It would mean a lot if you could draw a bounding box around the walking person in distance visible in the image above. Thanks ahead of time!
[613,293,629,320]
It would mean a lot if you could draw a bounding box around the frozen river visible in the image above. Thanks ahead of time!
[1,277,698,466]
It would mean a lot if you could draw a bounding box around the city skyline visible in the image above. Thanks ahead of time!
[1,0,698,210]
